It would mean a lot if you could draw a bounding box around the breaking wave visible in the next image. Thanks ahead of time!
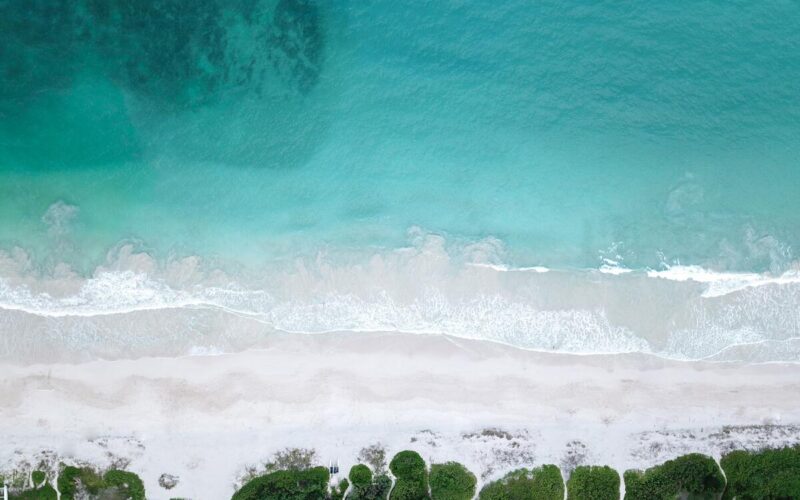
[0,232,799,363]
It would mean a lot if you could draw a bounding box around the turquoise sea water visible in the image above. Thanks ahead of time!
[1,1,799,361]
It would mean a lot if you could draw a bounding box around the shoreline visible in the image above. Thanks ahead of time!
[1,331,799,498]
[2,239,800,364]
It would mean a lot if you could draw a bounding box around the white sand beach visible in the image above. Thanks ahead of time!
[0,331,799,498]
[3,1,800,498]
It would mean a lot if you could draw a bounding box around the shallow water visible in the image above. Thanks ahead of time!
[1,0,799,361]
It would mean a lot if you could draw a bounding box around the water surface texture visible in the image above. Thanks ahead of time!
[1,1,799,362]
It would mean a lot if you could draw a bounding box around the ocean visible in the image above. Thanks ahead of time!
[1,0,799,362]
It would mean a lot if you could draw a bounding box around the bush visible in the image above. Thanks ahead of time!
[59,465,145,500]
[331,478,350,500]
[58,466,87,499]
[346,467,392,500]
[429,462,477,500]
[390,451,427,480]
[231,466,330,500]
[721,446,800,499]
[350,464,373,488]
[479,465,564,500]
[31,471,46,487]
[373,474,394,499]
[104,470,146,500]
[389,451,429,499]
[531,465,564,500]
[9,485,57,500]
[623,453,724,500]
[480,469,533,500]
[566,466,620,500]
[348,473,393,500]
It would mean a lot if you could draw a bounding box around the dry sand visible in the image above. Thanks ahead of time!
[0,331,799,498]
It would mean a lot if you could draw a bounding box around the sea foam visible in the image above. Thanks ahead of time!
[647,265,800,298]
[1,237,799,363]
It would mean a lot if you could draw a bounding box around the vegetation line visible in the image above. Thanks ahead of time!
[2,444,798,499]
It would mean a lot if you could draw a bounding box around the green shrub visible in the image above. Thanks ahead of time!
[374,474,393,499]
[350,464,373,488]
[479,465,564,500]
[331,478,350,500]
[104,470,146,500]
[9,484,57,500]
[57,466,81,499]
[721,446,800,499]
[389,451,429,499]
[390,451,427,480]
[58,465,124,500]
[567,466,620,500]
[532,465,564,500]
[623,453,724,500]
[231,466,330,500]
[348,473,393,500]
[31,471,46,487]
[390,480,428,500]
[429,462,477,500]
[480,469,535,500]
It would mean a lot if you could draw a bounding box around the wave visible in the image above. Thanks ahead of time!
[0,234,799,363]
[647,265,800,298]
[466,263,550,273]
[598,258,633,275]
[0,269,648,357]
[0,271,271,318]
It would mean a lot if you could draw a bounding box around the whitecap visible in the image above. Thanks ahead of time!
[646,265,800,297]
